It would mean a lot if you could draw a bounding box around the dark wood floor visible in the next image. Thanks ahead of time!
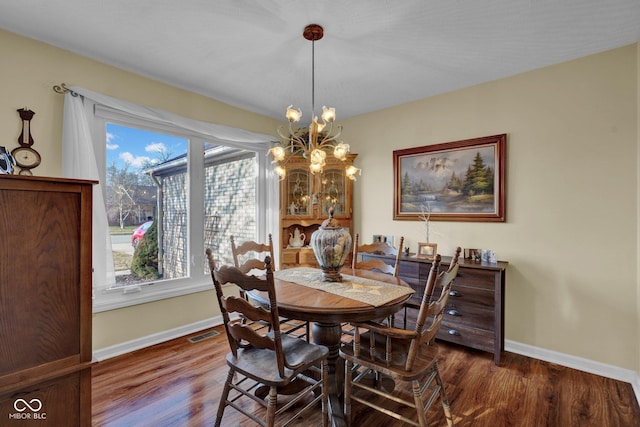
[92,325,640,426]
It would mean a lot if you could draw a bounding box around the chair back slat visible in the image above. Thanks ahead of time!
[231,234,275,273]
[227,321,276,351]
[222,295,272,323]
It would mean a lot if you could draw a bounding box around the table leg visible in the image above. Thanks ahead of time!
[312,322,346,427]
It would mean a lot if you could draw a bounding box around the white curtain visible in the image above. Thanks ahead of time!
[61,87,280,294]
[62,92,115,294]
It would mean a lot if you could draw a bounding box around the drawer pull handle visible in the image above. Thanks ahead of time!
[447,309,461,317]
[448,329,461,336]
[449,290,461,297]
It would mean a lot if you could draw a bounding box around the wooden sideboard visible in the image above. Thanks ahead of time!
[360,252,508,365]
[0,175,95,426]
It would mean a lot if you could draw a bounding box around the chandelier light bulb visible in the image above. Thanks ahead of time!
[345,165,361,181]
[309,116,325,135]
[309,162,324,174]
[268,146,286,162]
[274,165,287,179]
[285,105,302,122]
[310,148,326,165]
[333,142,350,161]
[321,106,336,123]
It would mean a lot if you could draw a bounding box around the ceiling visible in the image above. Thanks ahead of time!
[1,1,639,123]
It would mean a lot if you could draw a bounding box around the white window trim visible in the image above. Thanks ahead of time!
[61,88,279,313]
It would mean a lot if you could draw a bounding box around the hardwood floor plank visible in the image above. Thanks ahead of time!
[91,326,640,426]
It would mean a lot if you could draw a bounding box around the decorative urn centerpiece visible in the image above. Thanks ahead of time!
[310,207,352,282]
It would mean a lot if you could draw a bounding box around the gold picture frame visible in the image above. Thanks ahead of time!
[416,242,437,259]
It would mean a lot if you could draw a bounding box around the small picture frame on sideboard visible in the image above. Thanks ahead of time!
[372,235,394,246]
[416,242,437,259]
[464,248,481,262]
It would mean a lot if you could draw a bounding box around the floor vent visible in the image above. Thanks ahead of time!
[187,330,220,344]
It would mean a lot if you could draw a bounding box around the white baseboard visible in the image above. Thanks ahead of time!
[505,339,640,405]
[92,316,224,362]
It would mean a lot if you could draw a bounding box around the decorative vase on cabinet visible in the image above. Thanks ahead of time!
[279,154,356,269]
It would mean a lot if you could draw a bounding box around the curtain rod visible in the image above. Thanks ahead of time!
[52,83,79,97]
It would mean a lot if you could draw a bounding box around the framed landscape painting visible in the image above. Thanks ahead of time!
[393,134,506,222]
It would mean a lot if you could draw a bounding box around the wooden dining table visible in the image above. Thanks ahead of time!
[250,266,413,427]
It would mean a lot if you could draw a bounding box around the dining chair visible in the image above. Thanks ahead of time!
[351,233,404,277]
[206,250,329,427]
[340,250,460,427]
[231,234,310,341]
[348,234,404,334]
[401,246,461,329]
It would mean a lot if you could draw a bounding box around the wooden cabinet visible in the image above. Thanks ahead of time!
[280,154,356,269]
[361,252,507,365]
[0,175,94,426]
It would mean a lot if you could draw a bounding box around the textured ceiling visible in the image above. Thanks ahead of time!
[1,1,639,123]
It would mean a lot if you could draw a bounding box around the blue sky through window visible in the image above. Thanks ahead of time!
[106,123,188,171]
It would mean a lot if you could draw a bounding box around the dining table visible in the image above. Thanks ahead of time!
[250,266,413,427]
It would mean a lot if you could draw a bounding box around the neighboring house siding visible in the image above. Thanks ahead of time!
[204,155,256,268]
[159,153,256,278]
[162,174,187,279]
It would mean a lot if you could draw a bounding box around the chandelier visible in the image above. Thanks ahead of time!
[269,24,361,181]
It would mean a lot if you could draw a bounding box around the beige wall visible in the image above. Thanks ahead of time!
[637,42,640,376]
[0,29,280,350]
[344,44,638,370]
[1,29,638,371]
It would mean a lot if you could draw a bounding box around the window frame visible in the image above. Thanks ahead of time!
[92,106,270,312]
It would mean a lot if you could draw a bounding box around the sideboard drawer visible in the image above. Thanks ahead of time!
[437,321,495,354]
[442,300,494,330]
[436,283,495,309]
[454,269,496,291]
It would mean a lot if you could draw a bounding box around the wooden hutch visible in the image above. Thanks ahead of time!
[279,154,356,269]
[0,175,94,425]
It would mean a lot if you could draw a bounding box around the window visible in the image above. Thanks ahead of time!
[94,110,269,311]
[106,123,189,288]
[60,89,278,312]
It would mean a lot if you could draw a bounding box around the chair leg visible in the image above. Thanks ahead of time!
[266,386,277,427]
[412,379,429,427]
[215,369,234,427]
[321,358,329,427]
[344,359,353,426]
[435,367,454,426]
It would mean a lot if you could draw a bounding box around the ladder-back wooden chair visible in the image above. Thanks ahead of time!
[351,234,404,277]
[401,246,461,329]
[206,250,329,427]
[231,234,310,341]
[348,234,405,334]
[340,250,460,427]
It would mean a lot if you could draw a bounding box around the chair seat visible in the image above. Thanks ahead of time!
[228,333,328,387]
[340,331,439,382]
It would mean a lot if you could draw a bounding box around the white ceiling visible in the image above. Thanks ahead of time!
[1,1,639,122]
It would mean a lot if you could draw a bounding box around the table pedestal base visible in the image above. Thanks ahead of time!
[312,322,346,427]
